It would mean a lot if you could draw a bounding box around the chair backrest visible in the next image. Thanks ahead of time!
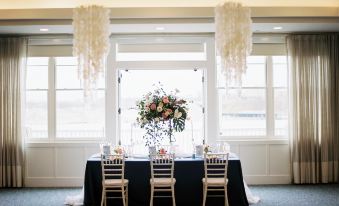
[150,153,175,181]
[101,154,125,182]
[204,153,229,181]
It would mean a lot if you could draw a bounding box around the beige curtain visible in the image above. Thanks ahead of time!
[0,37,27,187]
[287,34,339,184]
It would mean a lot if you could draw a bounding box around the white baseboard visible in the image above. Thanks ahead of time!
[25,177,84,187]
[244,175,291,185]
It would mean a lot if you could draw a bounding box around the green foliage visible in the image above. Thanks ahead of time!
[136,84,189,146]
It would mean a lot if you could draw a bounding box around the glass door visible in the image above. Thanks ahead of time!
[118,69,204,155]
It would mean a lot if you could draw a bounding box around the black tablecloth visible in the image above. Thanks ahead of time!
[84,156,248,206]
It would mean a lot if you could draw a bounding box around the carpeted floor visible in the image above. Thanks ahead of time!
[0,184,338,206]
[251,184,339,206]
[0,188,81,206]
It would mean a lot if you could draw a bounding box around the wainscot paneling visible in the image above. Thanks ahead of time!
[25,140,290,187]
[25,143,99,187]
[26,147,55,178]
[219,139,291,185]
[55,147,85,177]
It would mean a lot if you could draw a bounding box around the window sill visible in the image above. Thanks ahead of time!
[217,137,289,145]
[25,138,104,147]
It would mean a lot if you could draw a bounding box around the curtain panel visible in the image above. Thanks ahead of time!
[0,37,27,187]
[287,34,339,184]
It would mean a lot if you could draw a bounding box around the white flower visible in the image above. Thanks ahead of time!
[154,117,160,122]
[145,92,152,99]
[142,118,148,124]
[145,106,150,112]
[157,106,163,112]
[158,102,164,108]
[145,99,152,105]
[174,109,182,119]
[174,109,179,114]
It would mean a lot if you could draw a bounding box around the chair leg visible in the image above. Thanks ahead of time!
[105,193,107,206]
[202,185,207,206]
[126,185,129,206]
[224,186,229,206]
[101,188,105,206]
[150,185,154,206]
[171,185,176,206]
[122,186,126,206]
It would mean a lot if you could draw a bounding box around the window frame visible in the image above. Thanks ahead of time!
[218,56,288,140]
[25,57,49,139]
[25,56,106,142]
[113,35,210,146]
[25,36,288,144]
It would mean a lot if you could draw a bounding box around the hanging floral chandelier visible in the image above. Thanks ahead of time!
[73,5,110,96]
[215,1,252,86]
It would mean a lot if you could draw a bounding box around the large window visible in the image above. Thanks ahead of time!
[218,56,288,138]
[25,37,288,143]
[25,56,105,140]
[55,57,105,138]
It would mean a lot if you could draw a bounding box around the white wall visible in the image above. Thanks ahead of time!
[226,139,290,184]
[25,143,99,187]
[24,140,290,187]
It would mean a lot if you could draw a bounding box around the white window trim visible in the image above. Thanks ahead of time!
[25,36,287,144]
[112,35,214,145]
[218,55,289,140]
[26,55,107,142]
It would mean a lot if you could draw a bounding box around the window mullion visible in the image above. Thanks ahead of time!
[48,57,56,141]
[266,56,274,138]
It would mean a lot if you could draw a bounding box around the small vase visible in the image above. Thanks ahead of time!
[195,145,204,158]
[169,142,175,155]
[148,146,157,156]
[102,145,111,156]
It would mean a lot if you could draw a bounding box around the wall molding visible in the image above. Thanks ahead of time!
[245,175,291,185]
[25,141,291,187]
[25,177,83,187]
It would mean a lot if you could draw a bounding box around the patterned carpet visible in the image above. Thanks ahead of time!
[0,184,338,206]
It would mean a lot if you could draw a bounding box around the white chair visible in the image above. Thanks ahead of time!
[149,153,176,206]
[202,153,229,206]
[101,154,129,206]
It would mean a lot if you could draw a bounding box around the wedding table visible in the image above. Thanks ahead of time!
[83,155,249,206]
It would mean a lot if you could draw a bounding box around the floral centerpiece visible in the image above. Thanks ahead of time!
[113,145,124,155]
[136,86,188,146]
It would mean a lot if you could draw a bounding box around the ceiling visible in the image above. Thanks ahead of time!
[0,2,338,36]
[0,0,339,8]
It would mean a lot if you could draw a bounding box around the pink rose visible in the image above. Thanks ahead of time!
[162,96,170,104]
[162,112,168,119]
[150,103,157,110]
[167,109,172,114]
